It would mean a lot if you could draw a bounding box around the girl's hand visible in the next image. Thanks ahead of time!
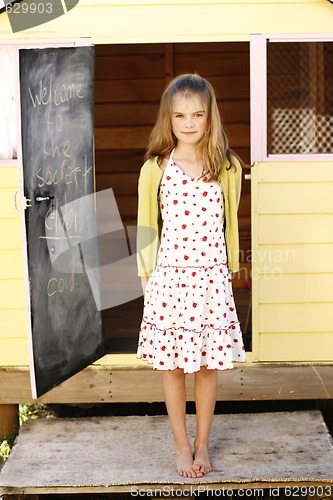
[141,276,149,296]
[228,270,236,280]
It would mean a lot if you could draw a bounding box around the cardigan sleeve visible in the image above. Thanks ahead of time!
[136,161,160,277]
[233,156,242,210]
[225,155,242,273]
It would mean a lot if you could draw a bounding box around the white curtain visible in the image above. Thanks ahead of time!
[0,48,17,160]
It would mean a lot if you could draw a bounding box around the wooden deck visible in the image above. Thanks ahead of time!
[0,363,333,405]
[1,411,333,495]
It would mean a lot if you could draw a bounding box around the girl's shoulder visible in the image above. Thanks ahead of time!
[158,154,170,173]
[139,156,165,186]
[219,154,241,176]
[141,153,170,174]
[140,156,159,173]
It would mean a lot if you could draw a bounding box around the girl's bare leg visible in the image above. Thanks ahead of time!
[163,369,203,478]
[193,366,218,474]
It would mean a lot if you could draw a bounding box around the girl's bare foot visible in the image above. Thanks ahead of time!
[193,443,212,475]
[176,446,203,478]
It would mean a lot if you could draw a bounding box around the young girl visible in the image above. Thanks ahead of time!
[136,73,246,478]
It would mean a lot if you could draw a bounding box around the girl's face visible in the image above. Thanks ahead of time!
[171,92,208,147]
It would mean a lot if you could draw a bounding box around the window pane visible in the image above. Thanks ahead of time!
[0,48,18,160]
[267,41,333,155]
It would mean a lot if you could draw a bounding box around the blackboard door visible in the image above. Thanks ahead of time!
[19,46,104,399]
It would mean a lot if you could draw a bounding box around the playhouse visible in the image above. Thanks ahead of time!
[0,0,333,437]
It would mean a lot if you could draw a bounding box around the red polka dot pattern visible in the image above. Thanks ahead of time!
[137,151,246,373]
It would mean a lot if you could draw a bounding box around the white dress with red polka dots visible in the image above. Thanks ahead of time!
[137,150,246,373]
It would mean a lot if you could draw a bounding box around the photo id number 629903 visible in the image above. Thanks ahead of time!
[284,485,333,497]
[6,2,53,14]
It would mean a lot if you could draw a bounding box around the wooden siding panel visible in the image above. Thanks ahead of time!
[259,274,333,303]
[0,169,20,228]
[95,44,165,56]
[95,126,151,150]
[259,332,333,362]
[95,102,159,127]
[259,303,333,333]
[258,182,333,214]
[252,161,333,363]
[174,42,249,53]
[95,78,166,103]
[205,76,250,100]
[257,162,333,183]
[258,214,333,244]
[95,150,144,173]
[219,100,249,124]
[0,279,26,309]
[95,53,165,80]
[0,167,27,361]
[175,51,250,76]
[0,338,29,366]
[0,219,22,249]
[0,187,21,218]
[0,310,27,338]
[95,173,138,195]
[0,167,19,186]
[253,243,333,274]
[0,250,24,278]
[104,196,136,221]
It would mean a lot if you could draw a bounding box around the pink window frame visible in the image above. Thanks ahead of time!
[250,33,333,163]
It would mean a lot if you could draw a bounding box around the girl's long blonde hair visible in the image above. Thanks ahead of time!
[145,73,244,182]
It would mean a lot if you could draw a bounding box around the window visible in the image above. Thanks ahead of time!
[0,48,18,160]
[267,41,333,155]
[250,35,333,162]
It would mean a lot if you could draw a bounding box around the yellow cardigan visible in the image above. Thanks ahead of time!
[136,155,242,277]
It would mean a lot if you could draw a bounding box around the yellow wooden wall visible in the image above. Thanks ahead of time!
[251,162,333,362]
[1,1,333,44]
[0,165,29,365]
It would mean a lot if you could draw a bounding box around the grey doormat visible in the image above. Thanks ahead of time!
[1,411,333,490]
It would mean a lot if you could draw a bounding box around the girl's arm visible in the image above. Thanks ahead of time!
[141,276,149,295]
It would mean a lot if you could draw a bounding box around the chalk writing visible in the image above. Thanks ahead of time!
[47,272,75,297]
[28,74,84,108]
[45,194,78,235]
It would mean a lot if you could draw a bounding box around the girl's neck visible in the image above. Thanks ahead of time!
[174,143,201,162]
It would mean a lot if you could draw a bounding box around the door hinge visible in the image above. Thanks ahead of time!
[24,197,33,208]
[14,191,33,211]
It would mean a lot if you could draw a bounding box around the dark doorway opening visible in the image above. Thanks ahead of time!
[94,42,251,354]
